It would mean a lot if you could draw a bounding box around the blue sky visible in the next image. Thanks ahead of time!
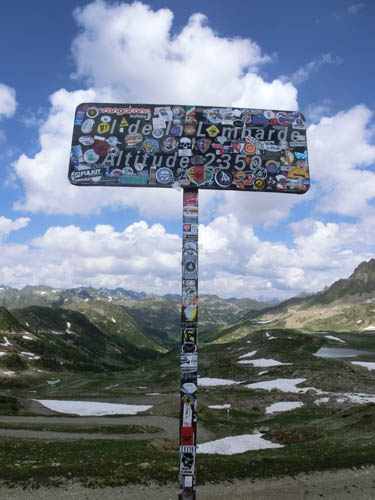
[0,0,374,300]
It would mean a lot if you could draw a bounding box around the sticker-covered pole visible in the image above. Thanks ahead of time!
[179,187,199,500]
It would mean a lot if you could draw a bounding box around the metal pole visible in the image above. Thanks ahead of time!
[179,187,199,500]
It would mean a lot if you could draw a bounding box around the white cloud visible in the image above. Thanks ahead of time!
[282,53,342,86]
[307,105,375,216]
[0,214,373,299]
[11,1,298,217]
[0,83,17,118]
[0,216,30,239]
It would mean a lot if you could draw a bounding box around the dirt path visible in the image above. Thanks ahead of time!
[0,466,375,499]
[0,415,214,442]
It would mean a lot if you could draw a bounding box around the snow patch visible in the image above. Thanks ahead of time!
[34,400,153,416]
[246,378,325,394]
[0,352,7,357]
[111,318,116,323]
[238,350,257,359]
[325,335,346,343]
[208,404,231,410]
[265,401,303,414]
[363,325,375,331]
[197,433,283,455]
[198,377,242,387]
[336,393,375,404]
[0,337,11,346]
[238,358,292,367]
[351,362,375,371]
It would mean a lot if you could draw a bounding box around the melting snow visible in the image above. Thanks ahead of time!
[363,325,375,331]
[238,358,292,367]
[23,335,33,340]
[238,350,257,359]
[351,362,375,371]
[198,377,242,387]
[111,318,116,323]
[325,335,346,343]
[208,404,231,409]
[34,400,153,416]
[336,393,375,404]
[47,379,61,385]
[315,397,330,405]
[246,378,324,394]
[66,322,71,328]
[21,351,40,360]
[0,352,6,357]
[265,401,303,414]
[197,433,283,455]
[0,337,11,346]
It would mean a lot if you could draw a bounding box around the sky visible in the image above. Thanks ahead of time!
[0,0,374,301]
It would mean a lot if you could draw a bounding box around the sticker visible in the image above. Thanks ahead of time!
[120,117,129,127]
[142,138,159,155]
[84,149,99,163]
[173,106,185,119]
[182,404,193,427]
[244,142,257,154]
[125,133,143,147]
[233,170,252,189]
[161,136,177,152]
[71,167,104,182]
[187,166,213,186]
[181,426,194,446]
[152,128,164,138]
[101,115,111,123]
[206,124,220,137]
[180,451,195,475]
[254,178,266,189]
[93,141,110,156]
[184,191,198,206]
[75,110,85,125]
[119,173,149,185]
[81,119,95,134]
[171,124,183,136]
[215,170,233,188]
[71,145,83,158]
[86,106,99,118]
[97,122,110,134]
[184,125,196,136]
[181,382,197,394]
[183,223,198,235]
[182,306,197,322]
[205,108,222,124]
[107,136,120,146]
[196,138,211,154]
[156,167,173,184]
[265,160,280,175]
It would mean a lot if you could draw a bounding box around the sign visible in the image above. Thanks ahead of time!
[69,103,310,194]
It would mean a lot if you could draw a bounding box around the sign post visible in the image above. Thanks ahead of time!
[69,102,310,499]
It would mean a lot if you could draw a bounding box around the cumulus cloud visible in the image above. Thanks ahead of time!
[0,215,373,299]
[307,105,375,216]
[12,0,298,217]
[0,83,17,118]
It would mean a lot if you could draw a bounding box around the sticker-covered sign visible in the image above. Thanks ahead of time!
[69,103,309,194]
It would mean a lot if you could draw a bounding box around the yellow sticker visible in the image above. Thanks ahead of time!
[206,125,220,137]
[120,118,129,127]
[97,122,110,134]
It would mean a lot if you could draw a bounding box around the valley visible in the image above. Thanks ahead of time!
[0,259,375,496]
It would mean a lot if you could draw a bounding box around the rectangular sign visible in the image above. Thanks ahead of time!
[69,103,309,194]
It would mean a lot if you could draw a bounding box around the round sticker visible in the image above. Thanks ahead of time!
[122,167,134,175]
[162,136,177,152]
[152,128,164,139]
[244,142,257,154]
[156,167,173,184]
[107,136,119,146]
[254,178,266,189]
[86,107,98,118]
[111,169,122,177]
[97,122,110,134]
[93,140,110,156]
[215,170,233,188]
[84,149,99,163]
[184,125,196,136]
[142,138,159,155]
[172,106,185,118]
[101,115,111,123]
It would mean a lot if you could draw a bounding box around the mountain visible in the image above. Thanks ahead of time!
[308,258,375,306]
[0,286,272,349]
[0,306,161,375]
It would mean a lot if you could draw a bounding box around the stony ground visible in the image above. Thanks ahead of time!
[1,466,375,499]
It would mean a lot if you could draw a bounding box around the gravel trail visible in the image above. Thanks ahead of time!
[1,466,375,499]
